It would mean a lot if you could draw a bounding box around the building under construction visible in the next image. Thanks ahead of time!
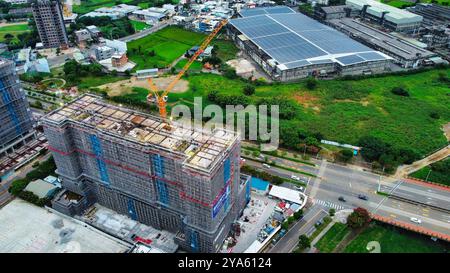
[43,94,250,252]
[0,59,36,169]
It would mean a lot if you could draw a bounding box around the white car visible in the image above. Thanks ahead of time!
[410,217,422,224]
[291,175,300,181]
[240,157,246,162]
[262,163,271,169]
[294,186,304,192]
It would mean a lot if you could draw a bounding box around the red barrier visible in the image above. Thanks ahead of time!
[405,177,450,191]
[371,214,450,242]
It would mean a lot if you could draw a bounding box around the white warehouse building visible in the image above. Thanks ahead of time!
[346,0,423,33]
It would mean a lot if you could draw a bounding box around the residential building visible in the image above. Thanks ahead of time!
[31,0,69,49]
[43,94,249,252]
[111,52,128,67]
[0,58,35,158]
[95,46,114,61]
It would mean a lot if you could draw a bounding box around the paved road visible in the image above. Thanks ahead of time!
[119,21,171,42]
[243,156,450,236]
[269,206,328,253]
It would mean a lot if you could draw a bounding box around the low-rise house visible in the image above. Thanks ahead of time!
[24,179,59,199]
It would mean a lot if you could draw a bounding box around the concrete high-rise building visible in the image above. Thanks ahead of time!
[0,59,35,158]
[31,0,69,49]
[43,94,250,252]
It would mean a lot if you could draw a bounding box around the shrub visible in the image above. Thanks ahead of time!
[305,77,317,90]
[391,86,409,97]
[339,149,354,162]
[243,85,255,96]
[430,111,440,119]
[329,208,336,217]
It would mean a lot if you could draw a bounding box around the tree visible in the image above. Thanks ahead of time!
[298,235,311,250]
[243,85,255,96]
[347,207,371,229]
[358,136,389,162]
[8,178,30,196]
[329,208,336,217]
[305,77,317,90]
[391,86,409,97]
[293,210,303,220]
[339,149,354,162]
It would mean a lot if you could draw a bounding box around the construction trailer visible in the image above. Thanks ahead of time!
[0,58,36,160]
[42,94,250,253]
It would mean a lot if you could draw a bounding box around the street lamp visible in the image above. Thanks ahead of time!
[377,166,385,193]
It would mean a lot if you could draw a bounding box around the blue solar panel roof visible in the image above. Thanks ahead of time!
[229,9,390,70]
[239,6,295,17]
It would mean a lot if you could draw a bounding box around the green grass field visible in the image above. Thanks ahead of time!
[130,20,150,32]
[344,223,448,253]
[410,158,450,186]
[78,75,127,89]
[127,27,239,71]
[72,0,134,14]
[175,59,203,71]
[167,68,450,156]
[382,0,415,8]
[315,223,350,253]
[0,23,30,44]
[127,26,206,70]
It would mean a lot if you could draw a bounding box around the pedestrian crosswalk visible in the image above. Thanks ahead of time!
[314,199,346,210]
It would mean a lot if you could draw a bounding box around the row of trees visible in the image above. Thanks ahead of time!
[63,60,105,85]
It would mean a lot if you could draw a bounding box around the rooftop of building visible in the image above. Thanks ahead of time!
[346,0,422,24]
[42,94,238,172]
[328,18,435,60]
[230,8,391,70]
[0,199,131,253]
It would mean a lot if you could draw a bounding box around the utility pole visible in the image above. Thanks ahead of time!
[425,169,432,182]
[377,166,385,193]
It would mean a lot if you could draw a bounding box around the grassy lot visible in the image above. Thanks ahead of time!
[131,20,150,32]
[410,158,450,186]
[73,0,134,14]
[315,222,350,253]
[344,223,448,253]
[381,0,415,8]
[0,23,30,44]
[210,39,240,61]
[175,59,203,71]
[127,27,239,70]
[166,68,450,156]
[127,26,205,70]
[78,75,127,90]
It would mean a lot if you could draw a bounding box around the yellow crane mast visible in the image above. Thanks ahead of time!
[147,19,228,118]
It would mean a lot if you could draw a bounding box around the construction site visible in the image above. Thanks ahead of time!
[42,94,251,253]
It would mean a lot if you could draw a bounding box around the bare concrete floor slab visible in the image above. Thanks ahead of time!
[0,199,131,253]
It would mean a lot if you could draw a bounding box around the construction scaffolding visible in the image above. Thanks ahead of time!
[42,94,249,252]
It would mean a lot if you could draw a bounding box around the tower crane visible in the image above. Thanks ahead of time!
[147,19,228,119]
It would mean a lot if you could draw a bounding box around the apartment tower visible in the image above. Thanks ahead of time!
[43,94,250,252]
[0,58,35,158]
[31,0,69,48]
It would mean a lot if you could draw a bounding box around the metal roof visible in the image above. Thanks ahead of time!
[230,11,391,70]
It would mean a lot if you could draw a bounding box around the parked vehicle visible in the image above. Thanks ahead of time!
[291,175,300,181]
[294,185,304,192]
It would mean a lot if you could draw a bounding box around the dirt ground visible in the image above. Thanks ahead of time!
[443,122,450,141]
[98,76,189,97]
